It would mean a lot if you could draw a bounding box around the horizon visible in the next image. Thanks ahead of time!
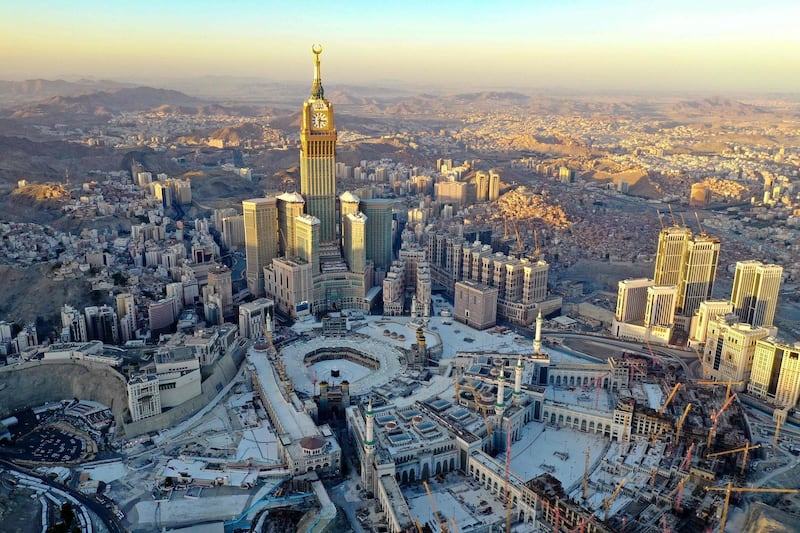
[2,1,800,94]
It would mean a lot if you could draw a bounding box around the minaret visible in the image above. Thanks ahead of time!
[533,310,543,353]
[495,373,506,419]
[365,400,375,448]
[362,399,375,489]
[513,356,524,405]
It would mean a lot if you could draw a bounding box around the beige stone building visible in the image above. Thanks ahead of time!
[454,280,498,330]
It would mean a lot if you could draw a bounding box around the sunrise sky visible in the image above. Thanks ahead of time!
[1,0,798,92]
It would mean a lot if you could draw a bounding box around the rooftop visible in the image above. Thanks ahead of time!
[247,349,318,440]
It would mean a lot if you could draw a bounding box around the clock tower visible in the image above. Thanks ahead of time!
[300,45,337,243]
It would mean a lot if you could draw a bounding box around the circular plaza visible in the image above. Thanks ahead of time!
[279,335,405,396]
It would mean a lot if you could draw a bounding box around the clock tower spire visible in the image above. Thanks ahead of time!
[300,44,337,243]
[311,44,324,99]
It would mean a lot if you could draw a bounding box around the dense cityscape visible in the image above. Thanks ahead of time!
[2,13,800,533]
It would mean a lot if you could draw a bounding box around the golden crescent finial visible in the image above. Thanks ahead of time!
[312,44,323,55]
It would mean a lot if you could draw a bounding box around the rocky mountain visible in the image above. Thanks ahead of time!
[0,78,132,104]
[669,96,767,118]
[5,86,198,120]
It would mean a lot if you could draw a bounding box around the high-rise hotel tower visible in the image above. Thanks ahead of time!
[300,45,337,243]
[653,225,720,324]
[730,260,783,329]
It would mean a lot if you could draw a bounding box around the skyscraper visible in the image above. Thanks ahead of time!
[749,338,800,409]
[615,278,654,323]
[61,304,87,343]
[243,197,279,297]
[488,170,501,201]
[361,198,393,274]
[343,211,367,274]
[207,263,233,318]
[653,225,720,320]
[339,191,361,242]
[300,45,337,243]
[702,315,768,386]
[475,171,489,202]
[295,214,321,275]
[644,285,678,329]
[730,260,783,328]
[681,234,720,315]
[654,225,692,286]
[277,192,305,258]
[84,305,119,345]
[115,293,137,343]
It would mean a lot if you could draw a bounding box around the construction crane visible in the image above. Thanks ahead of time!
[695,211,706,235]
[463,381,494,439]
[627,360,647,389]
[659,383,682,414]
[532,228,541,260]
[583,447,591,501]
[695,380,744,400]
[570,516,595,533]
[603,477,627,521]
[706,441,761,475]
[675,403,692,443]
[644,339,661,367]
[512,220,523,256]
[773,407,789,450]
[705,483,800,533]
[707,393,737,449]
[423,481,450,533]
[678,442,695,473]
[504,421,513,533]
[581,372,610,409]
[672,474,689,512]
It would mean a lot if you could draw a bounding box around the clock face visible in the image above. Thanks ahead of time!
[312,111,328,129]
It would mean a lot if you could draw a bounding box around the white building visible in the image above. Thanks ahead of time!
[238,298,275,339]
[128,374,162,422]
[154,348,202,408]
[702,315,769,388]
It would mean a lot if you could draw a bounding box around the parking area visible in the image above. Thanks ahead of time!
[6,425,87,463]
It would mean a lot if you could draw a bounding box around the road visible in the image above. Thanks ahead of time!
[0,458,125,533]
[540,331,701,378]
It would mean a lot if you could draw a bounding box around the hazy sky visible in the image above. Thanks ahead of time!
[1,0,799,92]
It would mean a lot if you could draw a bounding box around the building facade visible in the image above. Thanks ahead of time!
[749,338,800,409]
[454,280,498,330]
[361,198,394,274]
[243,197,279,297]
[730,260,783,328]
[702,315,769,387]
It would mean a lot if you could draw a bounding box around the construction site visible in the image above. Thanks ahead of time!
[344,311,800,533]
